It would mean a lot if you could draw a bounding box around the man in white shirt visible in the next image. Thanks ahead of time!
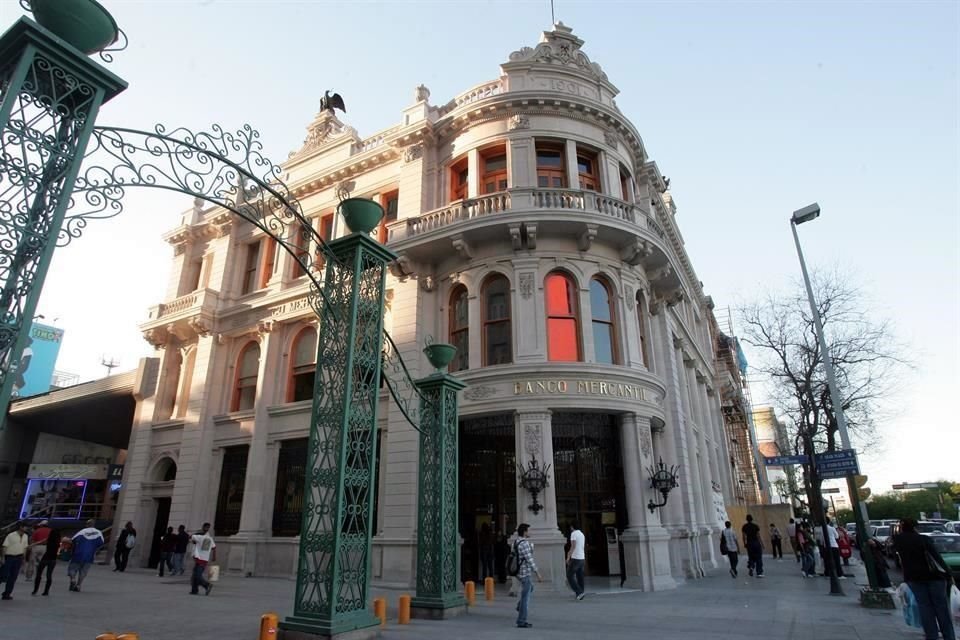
[825,518,847,579]
[1,522,29,599]
[189,522,216,596]
[565,521,586,600]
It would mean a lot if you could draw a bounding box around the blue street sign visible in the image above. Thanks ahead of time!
[815,449,860,479]
[763,454,809,466]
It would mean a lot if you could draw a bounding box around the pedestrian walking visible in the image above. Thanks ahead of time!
[741,514,764,578]
[68,520,103,592]
[825,518,846,578]
[32,527,61,596]
[158,527,176,577]
[506,529,520,597]
[565,520,585,599]
[478,522,495,581]
[26,519,50,582]
[796,522,816,577]
[172,524,189,575]
[769,523,783,559]
[721,520,740,578]
[113,521,136,572]
[787,518,800,563]
[513,523,542,628]
[838,527,852,566]
[893,517,956,640]
[1,522,29,600]
[189,523,216,595]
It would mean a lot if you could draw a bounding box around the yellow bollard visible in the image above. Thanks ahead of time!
[484,577,495,601]
[95,635,116,640]
[259,613,279,639]
[373,598,386,627]
[398,594,411,624]
[464,580,476,605]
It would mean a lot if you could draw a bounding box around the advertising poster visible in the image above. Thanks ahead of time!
[13,322,64,398]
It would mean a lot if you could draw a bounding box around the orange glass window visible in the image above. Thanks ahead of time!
[590,278,617,364]
[232,342,260,411]
[291,221,313,279]
[377,189,399,244]
[317,213,334,269]
[536,146,566,188]
[449,285,469,372]
[241,241,261,294]
[620,168,632,202]
[482,275,512,365]
[577,153,599,191]
[545,272,581,361]
[450,158,468,202]
[258,239,277,289]
[288,328,318,402]
[481,148,508,194]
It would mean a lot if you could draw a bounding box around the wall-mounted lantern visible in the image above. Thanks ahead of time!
[646,457,680,513]
[517,456,551,515]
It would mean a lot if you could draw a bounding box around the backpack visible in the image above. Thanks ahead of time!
[506,540,524,577]
[125,533,136,549]
[719,531,729,555]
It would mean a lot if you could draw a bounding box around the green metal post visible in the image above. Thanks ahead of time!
[0,18,125,426]
[281,232,394,639]
[412,372,467,618]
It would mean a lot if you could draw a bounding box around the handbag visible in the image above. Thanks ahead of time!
[720,532,729,555]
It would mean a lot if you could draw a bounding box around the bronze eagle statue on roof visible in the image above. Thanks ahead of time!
[319,90,346,114]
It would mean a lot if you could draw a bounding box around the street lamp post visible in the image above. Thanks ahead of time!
[790,203,894,609]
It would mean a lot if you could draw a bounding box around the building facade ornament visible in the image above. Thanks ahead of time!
[519,273,534,299]
[463,385,497,401]
[188,317,211,337]
[604,128,619,147]
[403,144,423,163]
[414,84,431,102]
[639,427,653,460]
[419,275,435,292]
[523,423,542,456]
[507,22,609,82]
[507,114,530,131]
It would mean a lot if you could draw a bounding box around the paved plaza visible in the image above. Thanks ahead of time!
[0,558,923,640]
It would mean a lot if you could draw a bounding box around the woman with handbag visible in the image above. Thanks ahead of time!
[893,518,955,640]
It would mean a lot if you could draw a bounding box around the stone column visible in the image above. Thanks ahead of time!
[233,321,281,574]
[619,413,676,591]
[514,411,566,588]
[512,257,541,363]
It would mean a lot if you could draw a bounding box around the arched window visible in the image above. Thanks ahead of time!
[637,290,650,368]
[288,328,318,402]
[482,275,512,366]
[545,272,581,361]
[232,342,260,411]
[590,277,618,364]
[449,285,469,372]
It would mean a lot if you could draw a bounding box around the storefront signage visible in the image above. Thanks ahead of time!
[513,379,646,400]
[269,297,311,318]
[27,464,108,480]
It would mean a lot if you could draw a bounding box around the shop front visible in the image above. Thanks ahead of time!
[19,463,120,522]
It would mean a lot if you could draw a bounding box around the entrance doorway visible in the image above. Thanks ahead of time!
[458,414,516,583]
[552,412,626,576]
[148,497,171,569]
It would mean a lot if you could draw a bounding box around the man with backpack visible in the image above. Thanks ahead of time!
[509,523,542,629]
[113,521,136,572]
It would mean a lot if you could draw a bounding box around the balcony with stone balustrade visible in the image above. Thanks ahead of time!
[140,288,220,344]
[386,188,682,292]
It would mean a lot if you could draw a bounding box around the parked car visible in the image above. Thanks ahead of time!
[944,521,960,535]
[921,533,960,582]
[872,525,892,554]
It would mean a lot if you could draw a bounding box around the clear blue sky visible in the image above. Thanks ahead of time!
[5,1,957,496]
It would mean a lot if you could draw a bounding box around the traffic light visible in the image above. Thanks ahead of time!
[854,474,868,488]
[858,487,872,500]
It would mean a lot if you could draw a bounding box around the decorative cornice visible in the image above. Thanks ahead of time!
[505,22,609,83]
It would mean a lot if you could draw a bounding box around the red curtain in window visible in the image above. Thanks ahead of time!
[546,273,580,361]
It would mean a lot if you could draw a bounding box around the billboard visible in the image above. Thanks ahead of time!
[13,322,64,398]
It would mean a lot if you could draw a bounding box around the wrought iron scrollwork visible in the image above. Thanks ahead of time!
[97,28,128,64]
[66,123,342,319]
[381,329,430,433]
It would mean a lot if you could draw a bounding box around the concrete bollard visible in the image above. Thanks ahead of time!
[398,594,411,624]
[464,580,476,605]
[373,598,386,627]
[259,613,279,639]
[484,577,495,601]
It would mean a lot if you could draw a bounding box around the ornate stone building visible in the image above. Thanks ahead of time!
[119,23,736,590]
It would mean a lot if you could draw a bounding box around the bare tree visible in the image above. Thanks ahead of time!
[740,267,907,461]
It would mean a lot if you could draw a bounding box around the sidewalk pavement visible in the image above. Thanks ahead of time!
[0,556,921,640]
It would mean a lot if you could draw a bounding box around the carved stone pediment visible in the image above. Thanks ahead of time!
[296,111,357,156]
[506,22,608,83]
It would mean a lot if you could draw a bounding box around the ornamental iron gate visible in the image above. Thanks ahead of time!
[0,11,467,639]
